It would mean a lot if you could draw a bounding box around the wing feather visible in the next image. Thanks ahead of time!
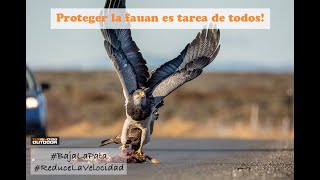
[101,0,149,100]
[149,26,221,106]
[147,26,220,99]
[146,44,188,94]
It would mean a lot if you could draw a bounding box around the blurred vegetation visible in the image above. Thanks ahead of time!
[35,71,293,136]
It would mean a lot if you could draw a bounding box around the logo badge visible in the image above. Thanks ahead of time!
[31,137,59,145]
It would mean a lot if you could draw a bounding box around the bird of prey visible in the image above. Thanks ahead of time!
[101,0,221,155]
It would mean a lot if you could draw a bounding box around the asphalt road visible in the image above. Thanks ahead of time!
[26,137,294,180]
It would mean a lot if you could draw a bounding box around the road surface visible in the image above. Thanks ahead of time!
[26,137,294,180]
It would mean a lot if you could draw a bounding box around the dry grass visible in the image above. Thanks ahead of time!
[49,118,293,140]
[35,71,294,139]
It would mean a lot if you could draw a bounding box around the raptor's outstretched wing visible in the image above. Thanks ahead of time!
[147,26,221,106]
[101,0,149,101]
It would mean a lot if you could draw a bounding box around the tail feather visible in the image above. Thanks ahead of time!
[100,137,120,147]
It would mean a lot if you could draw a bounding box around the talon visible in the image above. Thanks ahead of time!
[119,144,128,150]
[137,150,142,155]
[137,145,143,155]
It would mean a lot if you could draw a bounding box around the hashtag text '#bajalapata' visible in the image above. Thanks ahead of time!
[51,152,110,162]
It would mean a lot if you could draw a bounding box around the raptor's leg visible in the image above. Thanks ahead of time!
[137,126,151,155]
[119,119,130,151]
[137,128,148,155]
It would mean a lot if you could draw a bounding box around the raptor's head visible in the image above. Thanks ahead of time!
[132,89,146,105]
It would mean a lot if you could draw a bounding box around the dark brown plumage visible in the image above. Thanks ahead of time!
[100,121,155,151]
[126,92,152,121]
[100,125,141,150]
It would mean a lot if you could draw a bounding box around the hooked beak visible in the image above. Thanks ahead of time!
[139,91,145,97]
